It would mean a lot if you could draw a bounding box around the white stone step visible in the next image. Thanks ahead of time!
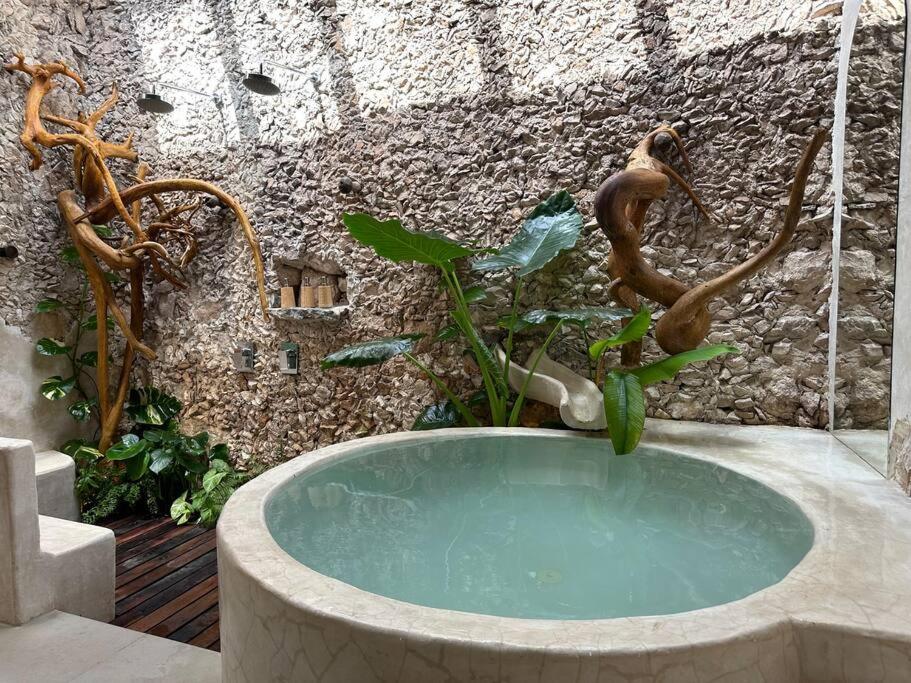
[0,610,220,682]
[35,450,79,521]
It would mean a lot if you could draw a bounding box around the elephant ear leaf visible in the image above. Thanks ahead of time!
[473,190,582,276]
[500,306,631,333]
[630,344,739,386]
[321,334,425,369]
[602,371,645,456]
[589,307,652,360]
[342,213,474,270]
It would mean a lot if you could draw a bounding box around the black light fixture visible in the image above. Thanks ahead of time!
[137,82,219,115]
[242,65,280,96]
[241,61,318,96]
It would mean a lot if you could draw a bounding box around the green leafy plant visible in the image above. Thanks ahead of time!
[64,387,248,526]
[322,190,629,429]
[34,237,116,429]
[589,308,738,455]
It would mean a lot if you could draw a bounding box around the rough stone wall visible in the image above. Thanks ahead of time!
[0,1,96,449]
[0,1,895,464]
[834,16,904,430]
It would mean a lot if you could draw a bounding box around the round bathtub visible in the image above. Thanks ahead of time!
[218,428,818,682]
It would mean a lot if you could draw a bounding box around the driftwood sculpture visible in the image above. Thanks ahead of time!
[594,125,826,365]
[6,55,269,450]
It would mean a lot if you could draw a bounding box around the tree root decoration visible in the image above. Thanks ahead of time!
[7,56,270,450]
[84,179,270,317]
[594,125,827,356]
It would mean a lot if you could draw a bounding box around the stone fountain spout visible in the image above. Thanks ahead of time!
[495,347,605,430]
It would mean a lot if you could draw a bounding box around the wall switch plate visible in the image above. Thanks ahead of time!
[232,341,256,373]
[279,341,299,375]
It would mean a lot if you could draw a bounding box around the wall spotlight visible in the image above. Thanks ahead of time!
[137,82,220,115]
[241,61,319,96]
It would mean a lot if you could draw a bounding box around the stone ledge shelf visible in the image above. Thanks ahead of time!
[268,305,351,322]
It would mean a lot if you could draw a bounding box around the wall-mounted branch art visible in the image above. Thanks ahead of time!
[594,124,827,366]
[5,55,269,450]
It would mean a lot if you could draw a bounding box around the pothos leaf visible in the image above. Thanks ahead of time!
[41,375,76,400]
[36,338,72,356]
[35,298,64,313]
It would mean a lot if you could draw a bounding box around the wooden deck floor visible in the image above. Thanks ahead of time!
[103,515,220,651]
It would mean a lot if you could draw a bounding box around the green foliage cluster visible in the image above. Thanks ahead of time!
[35,236,248,527]
[322,190,738,454]
[63,388,248,527]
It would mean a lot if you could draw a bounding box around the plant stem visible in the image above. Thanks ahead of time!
[502,276,524,385]
[581,326,594,381]
[507,320,564,427]
[403,353,479,427]
[442,269,506,425]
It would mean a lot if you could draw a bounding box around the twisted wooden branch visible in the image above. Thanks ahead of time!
[595,125,827,356]
[7,56,269,449]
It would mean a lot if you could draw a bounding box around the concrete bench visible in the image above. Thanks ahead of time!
[0,438,114,626]
[35,450,79,521]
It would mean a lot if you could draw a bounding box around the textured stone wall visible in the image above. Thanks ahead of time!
[0,1,897,464]
[0,1,96,449]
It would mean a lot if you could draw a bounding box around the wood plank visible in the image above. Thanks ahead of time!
[115,518,179,553]
[147,587,219,637]
[171,604,219,644]
[108,515,222,653]
[187,619,220,649]
[116,530,213,582]
[126,574,218,631]
[118,525,206,570]
[114,556,217,625]
[114,517,175,545]
[116,536,216,599]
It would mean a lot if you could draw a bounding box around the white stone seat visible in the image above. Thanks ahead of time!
[0,438,114,626]
[38,516,114,622]
[35,450,79,521]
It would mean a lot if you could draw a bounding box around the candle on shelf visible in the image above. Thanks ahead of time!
[317,276,334,308]
[299,277,316,308]
[280,286,297,308]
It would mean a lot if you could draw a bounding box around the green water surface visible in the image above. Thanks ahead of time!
[266,434,813,620]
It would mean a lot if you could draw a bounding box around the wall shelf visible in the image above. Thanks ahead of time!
[268,305,351,322]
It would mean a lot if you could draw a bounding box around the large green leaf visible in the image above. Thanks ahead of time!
[342,213,474,269]
[602,371,646,455]
[125,451,151,480]
[473,190,583,276]
[501,306,631,333]
[35,298,64,313]
[412,400,461,430]
[149,449,173,474]
[125,387,183,426]
[589,307,652,360]
[321,333,425,369]
[36,338,72,356]
[41,375,75,400]
[106,434,147,461]
[631,344,739,386]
